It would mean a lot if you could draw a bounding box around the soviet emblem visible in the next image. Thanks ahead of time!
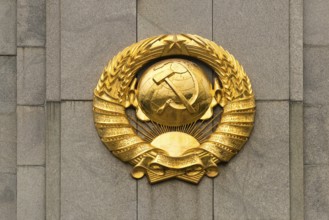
[93,34,256,184]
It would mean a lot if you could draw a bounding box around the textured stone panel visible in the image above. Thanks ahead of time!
[304,105,329,165]
[61,0,136,100]
[304,47,329,105]
[214,101,289,219]
[0,0,16,55]
[290,0,303,101]
[17,166,45,220]
[17,0,46,46]
[290,102,304,220]
[138,0,212,40]
[46,103,60,220]
[213,0,289,100]
[138,178,212,220]
[0,173,16,220]
[61,101,136,219]
[17,106,45,165]
[305,165,329,220]
[304,0,329,45]
[17,47,45,105]
[0,56,16,113]
[46,0,60,101]
[0,113,16,174]
[304,47,329,164]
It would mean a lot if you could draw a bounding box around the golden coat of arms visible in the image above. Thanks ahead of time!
[93,34,255,184]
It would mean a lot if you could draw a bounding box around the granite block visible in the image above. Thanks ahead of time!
[290,0,303,101]
[213,0,289,100]
[305,165,329,220]
[46,0,61,101]
[46,102,60,220]
[138,0,212,40]
[304,104,329,165]
[0,0,16,55]
[0,113,16,174]
[304,47,329,164]
[61,0,136,100]
[17,0,46,46]
[304,0,329,45]
[0,173,16,220]
[290,102,304,220]
[17,47,45,105]
[304,47,329,105]
[61,101,136,219]
[17,106,45,165]
[214,101,289,219]
[0,56,16,113]
[17,166,45,220]
[138,178,212,220]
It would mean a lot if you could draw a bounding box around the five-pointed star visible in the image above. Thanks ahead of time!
[163,35,187,52]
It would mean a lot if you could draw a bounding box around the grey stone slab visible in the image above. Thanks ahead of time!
[304,104,329,165]
[214,101,289,219]
[61,101,136,219]
[213,0,289,100]
[305,165,329,220]
[290,0,303,101]
[0,56,16,114]
[0,113,16,174]
[17,106,45,166]
[137,0,212,40]
[138,178,212,220]
[46,0,60,101]
[304,47,329,105]
[17,47,45,105]
[290,102,304,220]
[0,173,16,220]
[61,0,136,100]
[17,166,45,220]
[304,47,329,164]
[46,102,60,220]
[0,0,16,55]
[17,0,46,46]
[304,0,329,45]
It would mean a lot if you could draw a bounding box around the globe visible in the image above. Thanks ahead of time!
[137,58,212,126]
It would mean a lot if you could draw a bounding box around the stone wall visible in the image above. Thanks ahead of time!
[0,0,327,219]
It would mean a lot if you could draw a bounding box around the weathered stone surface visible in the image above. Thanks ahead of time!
[46,103,60,220]
[17,106,45,165]
[61,101,136,219]
[213,0,289,100]
[305,165,329,220]
[304,47,329,164]
[0,0,16,55]
[304,104,329,165]
[17,166,45,220]
[290,0,303,101]
[61,0,136,100]
[0,56,16,113]
[214,101,289,219]
[304,0,329,45]
[46,0,60,101]
[138,0,212,40]
[17,0,46,46]
[0,113,16,174]
[0,173,16,220]
[290,102,304,220]
[138,178,212,220]
[304,47,329,105]
[17,47,45,105]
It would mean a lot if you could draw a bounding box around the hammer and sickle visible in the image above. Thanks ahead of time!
[153,63,197,114]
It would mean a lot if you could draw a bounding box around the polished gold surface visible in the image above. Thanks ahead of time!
[134,59,213,126]
[93,34,256,184]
